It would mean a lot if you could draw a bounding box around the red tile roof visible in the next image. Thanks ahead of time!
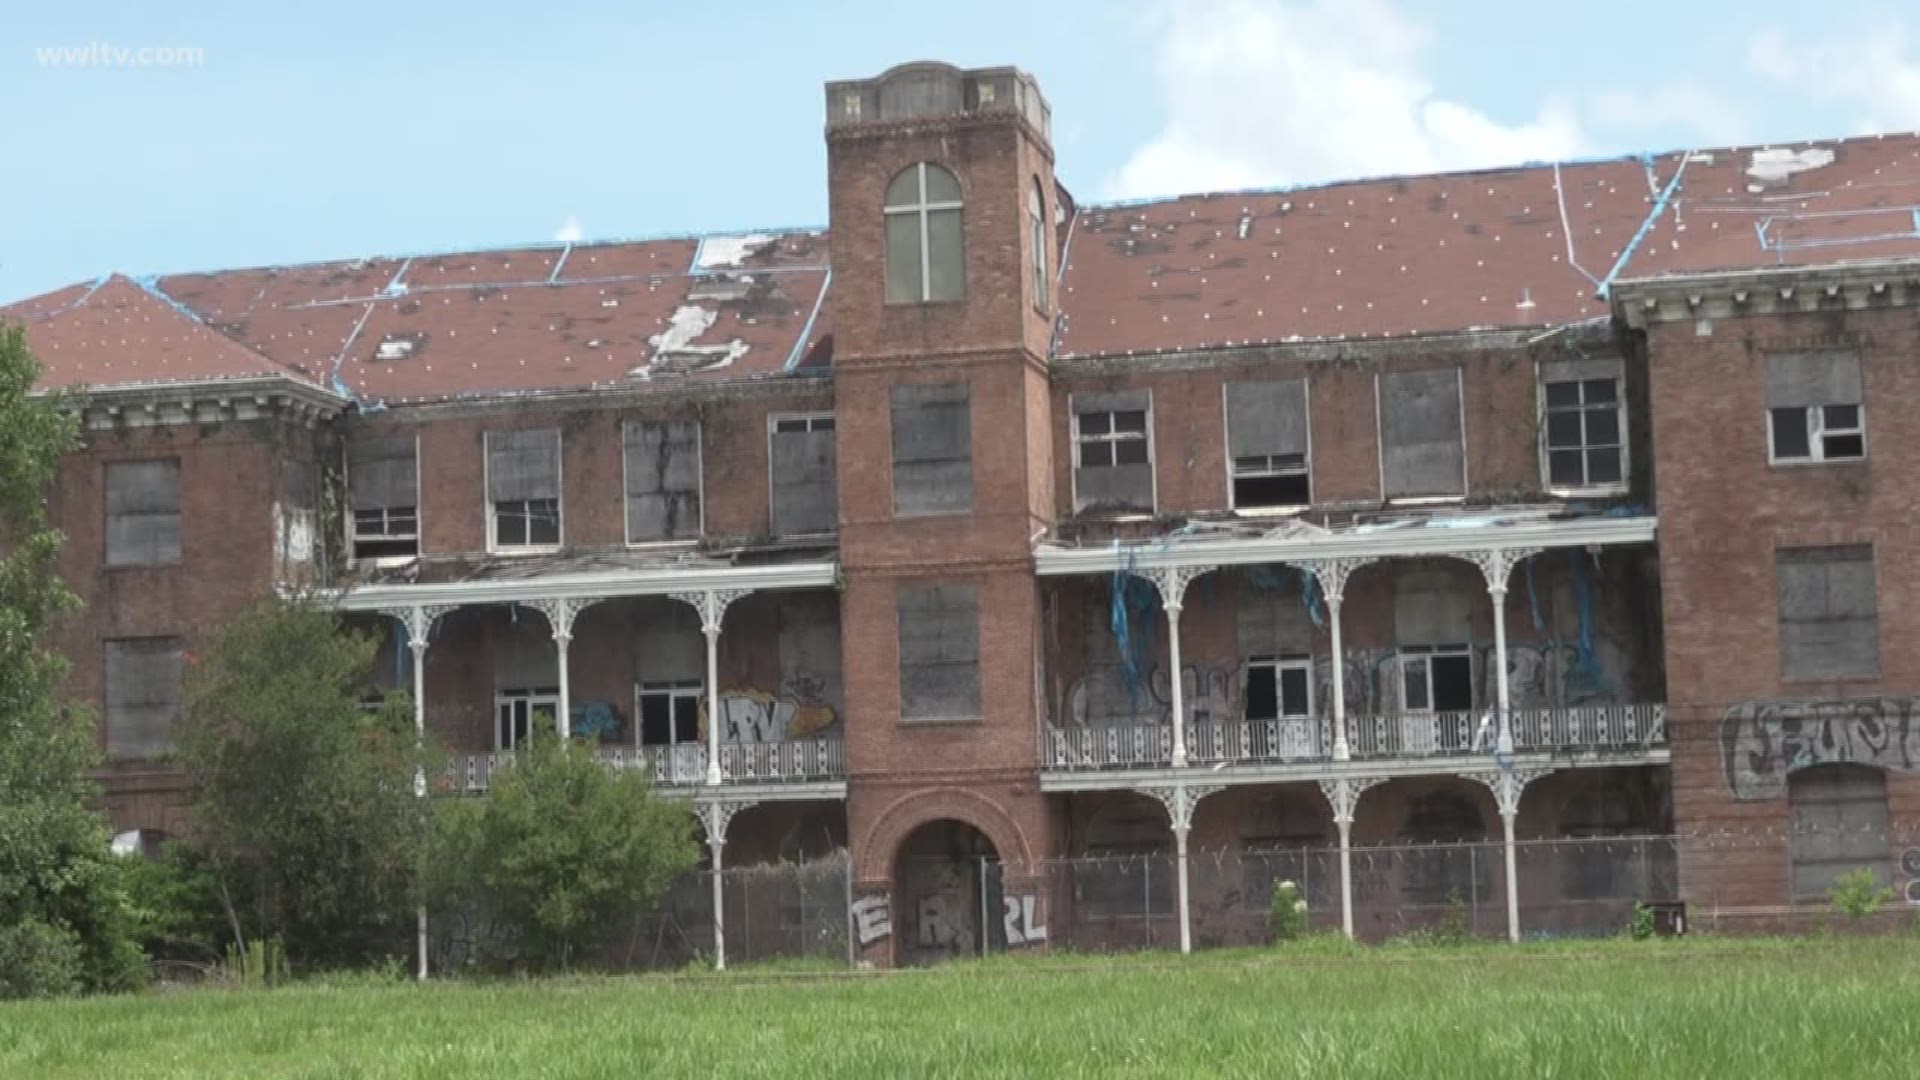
[7,132,1919,395]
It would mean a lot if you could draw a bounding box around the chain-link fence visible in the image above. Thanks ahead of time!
[429,827,1920,972]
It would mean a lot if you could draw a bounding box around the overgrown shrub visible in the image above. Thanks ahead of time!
[426,731,699,971]
[1828,869,1896,920]
[1630,902,1657,941]
[176,597,433,970]
[121,842,230,968]
[1267,880,1308,943]
[0,919,85,1000]
[0,325,144,997]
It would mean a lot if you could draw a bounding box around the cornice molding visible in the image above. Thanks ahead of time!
[1612,258,1920,329]
[51,375,347,431]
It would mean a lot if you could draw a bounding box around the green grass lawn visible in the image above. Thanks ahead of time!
[3,938,1918,1078]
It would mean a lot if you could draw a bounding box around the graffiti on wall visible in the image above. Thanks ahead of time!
[851,894,892,944]
[1062,641,1618,727]
[1721,697,1920,800]
[1002,895,1048,945]
[708,688,839,743]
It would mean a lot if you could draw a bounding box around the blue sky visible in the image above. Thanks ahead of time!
[4,0,1918,302]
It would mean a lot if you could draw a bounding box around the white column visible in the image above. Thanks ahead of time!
[553,634,572,741]
[387,603,450,983]
[1501,793,1520,944]
[1301,559,1373,763]
[1145,784,1216,955]
[700,801,747,971]
[1464,549,1537,758]
[672,589,750,787]
[1174,825,1192,954]
[1145,567,1208,769]
[703,618,723,786]
[1320,776,1380,941]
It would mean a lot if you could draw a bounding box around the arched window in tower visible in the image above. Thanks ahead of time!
[884,163,964,303]
[1029,179,1049,312]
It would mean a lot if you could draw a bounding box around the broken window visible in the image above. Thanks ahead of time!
[486,429,561,550]
[1226,379,1310,509]
[636,680,702,747]
[891,384,973,516]
[623,420,701,543]
[1378,369,1465,499]
[1767,350,1864,463]
[1029,179,1049,312]
[884,163,964,303]
[104,459,181,568]
[896,584,981,721]
[347,435,418,559]
[769,414,838,536]
[495,688,558,750]
[104,637,184,758]
[1400,646,1473,713]
[1789,765,1890,898]
[1071,390,1153,514]
[1540,358,1625,491]
[1777,545,1879,679]
[1244,655,1314,720]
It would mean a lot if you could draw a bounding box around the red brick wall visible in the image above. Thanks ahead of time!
[1647,306,1920,907]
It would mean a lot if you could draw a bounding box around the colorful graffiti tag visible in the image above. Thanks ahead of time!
[1721,697,1920,800]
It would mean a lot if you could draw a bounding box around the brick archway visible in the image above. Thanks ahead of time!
[856,786,1036,882]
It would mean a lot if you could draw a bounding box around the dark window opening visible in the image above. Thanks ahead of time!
[493,498,560,547]
[639,683,702,746]
[1233,472,1310,509]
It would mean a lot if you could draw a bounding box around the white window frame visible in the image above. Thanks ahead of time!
[345,434,422,563]
[884,162,964,304]
[622,420,705,548]
[1244,654,1315,720]
[484,430,563,555]
[766,412,837,538]
[1072,409,1153,470]
[1767,403,1867,466]
[494,687,559,750]
[634,679,705,748]
[1398,645,1472,714]
[1540,374,1627,495]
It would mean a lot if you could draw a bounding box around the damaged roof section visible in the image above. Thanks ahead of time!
[7,231,831,404]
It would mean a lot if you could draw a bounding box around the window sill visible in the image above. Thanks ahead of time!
[900,716,984,727]
[103,561,182,571]
[892,508,973,521]
[624,538,701,551]
[883,298,967,309]
[1546,485,1628,500]
[488,544,563,557]
[354,554,421,569]
[1385,495,1466,506]
[1767,457,1867,470]
[1231,505,1311,517]
[1780,671,1881,686]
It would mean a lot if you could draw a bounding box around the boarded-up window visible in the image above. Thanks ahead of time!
[636,601,703,684]
[1789,765,1890,898]
[1767,351,1865,463]
[347,436,418,559]
[104,637,184,758]
[1777,546,1878,679]
[1072,390,1153,514]
[1226,380,1310,508]
[780,593,845,718]
[770,415,837,536]
[891,384,972,516]
[1379,369,1465,498]
[105,459,181,567]
[486,429,561,549]
[897,584,981,721]
[623,421,701,542]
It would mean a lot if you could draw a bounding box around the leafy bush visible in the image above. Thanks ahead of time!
[1434,889,1470,945]
[1267,880,1308,943]
[1631,902,1657,941]
[426,731,699,971]
[121,842,229,967]
[176,597,433,970]
[1827,869,1896,920]
[0,325,144,997]
[0,919,85,1000]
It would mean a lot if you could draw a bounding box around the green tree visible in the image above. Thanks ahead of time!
[0,324,145,997]
[176,597,429,969]
[426,731,699,971]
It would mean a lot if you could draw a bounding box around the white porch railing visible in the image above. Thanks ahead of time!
[442,738,845,793]
[1044,704,1667,771]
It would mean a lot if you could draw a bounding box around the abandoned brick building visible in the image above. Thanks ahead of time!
[6,61,1919,964]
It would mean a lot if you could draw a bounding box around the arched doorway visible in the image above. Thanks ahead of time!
[895,819,1000,965]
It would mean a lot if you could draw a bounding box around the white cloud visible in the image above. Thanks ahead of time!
[553,215,584,243]
[1748,23,1920,134]
[1586,83,1751,147]
[1104,0,1589,199]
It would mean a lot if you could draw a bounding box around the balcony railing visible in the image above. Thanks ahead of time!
[441,737,846,793]
[1044,704,1667,771]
